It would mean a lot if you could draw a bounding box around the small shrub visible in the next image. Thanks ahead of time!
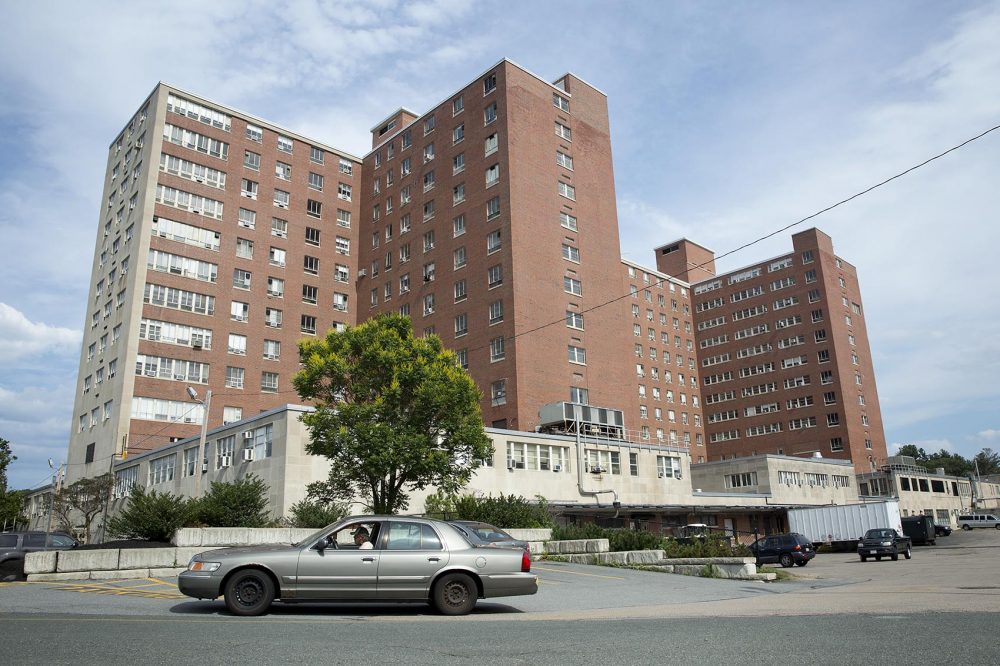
[451,493,553,528]
[107,486,192,542]
[288,499,349,528]
[699,563,721,578]
[551,525,663,552]
[423,490,458,519]
[192,474,270,527]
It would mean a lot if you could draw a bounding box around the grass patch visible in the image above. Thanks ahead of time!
[757,565,795,581]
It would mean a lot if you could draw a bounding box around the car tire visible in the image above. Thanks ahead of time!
[891,549,899,561]
[224,569,275,617]
[779,554,793,568]
[903,547,912,560]
[962,525,971,531]
[860,555,867,562]
[995,524,1000,530]
[875,555,882,561]
[433,573,477,616]
[795,560,808,567]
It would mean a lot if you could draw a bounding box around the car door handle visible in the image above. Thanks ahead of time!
[362,556,376,562]
[427,557,441,562]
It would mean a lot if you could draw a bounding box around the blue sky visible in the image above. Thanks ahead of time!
[2,1,999,490]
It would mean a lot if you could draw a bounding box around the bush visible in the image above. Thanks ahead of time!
[451,493,553,528]
[661,534,750,558]
[106,486,192,542]
[550,524,663,552]
[422,490,458,519]
[192,474,270,527]
[288,499,348,528]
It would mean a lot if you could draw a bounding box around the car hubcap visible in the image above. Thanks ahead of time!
[236,578,263,607]
[444,582,468,607]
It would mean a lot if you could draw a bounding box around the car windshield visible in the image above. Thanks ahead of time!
[866,529,893,539]
[462,523,513,542]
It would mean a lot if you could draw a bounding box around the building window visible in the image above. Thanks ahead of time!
[488,300,503,324]
[567,345,586,365]
[261,372,279,393]
[454,313,468,337]
[570,387,589,404]
[566,311,584,330]
[488,264,503,288]
[225,366,244,389]
[301,315,317,335]
[558,182,576,200]
[484,133,498,156]
[484,72,497,95]
[484,102,497,125]
[564,277,582,296]
[486,196,501,220]
[454,246,467,270]
[491,379,507,406]
[490,336,505,362]
[561,244,580,262]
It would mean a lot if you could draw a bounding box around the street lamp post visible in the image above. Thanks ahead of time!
[187,387,212,498]
[44,459,63,539]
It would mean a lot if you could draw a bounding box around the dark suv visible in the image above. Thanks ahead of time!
[0,531,79,580]
[749,533,815,568]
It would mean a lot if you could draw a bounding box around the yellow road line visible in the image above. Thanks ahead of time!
[532,566,625,580]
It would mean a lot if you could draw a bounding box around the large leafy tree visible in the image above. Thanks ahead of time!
[294,314,492,514]
[973,448,1000,476]
[53,474,114,543]
[0,437,24,527]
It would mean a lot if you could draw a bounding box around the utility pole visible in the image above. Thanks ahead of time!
[188,387,212,498]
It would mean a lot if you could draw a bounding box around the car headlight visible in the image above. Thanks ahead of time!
[880,541,892,547]
[188,560,221,572]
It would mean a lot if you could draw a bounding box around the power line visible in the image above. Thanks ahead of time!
[465,122,1000,357]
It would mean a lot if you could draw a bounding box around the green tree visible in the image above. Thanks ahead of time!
[0,437,15,491]
[106,485,193,541]
[53,474,114,543]
[923,449,972,476]
[896,444,928,461]
[294,314,492,514]
[973,448,1000,476]
[193,474,270,527]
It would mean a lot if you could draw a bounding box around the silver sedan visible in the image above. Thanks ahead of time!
[178,516,538,616]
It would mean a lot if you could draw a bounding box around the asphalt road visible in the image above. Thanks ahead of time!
[1,528,998,664]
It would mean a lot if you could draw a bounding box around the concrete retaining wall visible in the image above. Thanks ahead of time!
[543,539,610,554]
[172,527,315,547]
[505,528,552,542]
[25,547,192,582]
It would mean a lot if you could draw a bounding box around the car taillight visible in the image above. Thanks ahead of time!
[521,548,531,572]
[793,544,801,551]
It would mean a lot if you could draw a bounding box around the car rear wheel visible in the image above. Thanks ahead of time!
[224,569,275,616]
[433,573,477,615]
[962,525,971,531]
[779,554,793,568]
[903,547,912,560]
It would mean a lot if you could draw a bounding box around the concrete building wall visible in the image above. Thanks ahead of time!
[690,455,859,505]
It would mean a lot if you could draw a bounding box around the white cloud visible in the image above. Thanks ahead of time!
[0,303,80,363]
[890,439,956,456]
[977,429,1000,441]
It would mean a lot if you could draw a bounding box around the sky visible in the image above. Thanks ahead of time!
[1,0,999,490]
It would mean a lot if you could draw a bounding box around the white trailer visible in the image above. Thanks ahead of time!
[787,500,903,549]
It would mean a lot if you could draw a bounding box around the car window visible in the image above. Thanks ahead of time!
[0,534,17,548]
[386,522,442,551]
[49,535,76,548]
[25,534,46,547]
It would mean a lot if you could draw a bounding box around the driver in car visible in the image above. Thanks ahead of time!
[353,526,373,549]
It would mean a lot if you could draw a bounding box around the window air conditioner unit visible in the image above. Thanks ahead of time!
[658,472,666,478]
[201,463,208,474]
[242,430,254,440]
[552,464,562,472]
[243,449,255,462]
[674,470,683,480]
[358,269,367,277]
[507,459,516,470]
[220,455,232,468]
[590,466,605,474]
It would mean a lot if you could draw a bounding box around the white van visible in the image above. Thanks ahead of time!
[957,513,1000,530]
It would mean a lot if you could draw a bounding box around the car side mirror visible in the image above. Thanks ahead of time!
[315,538,327,552]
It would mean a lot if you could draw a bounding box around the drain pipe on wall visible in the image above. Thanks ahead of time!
[575,423,621,517]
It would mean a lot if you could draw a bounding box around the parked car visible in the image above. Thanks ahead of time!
[748,533,815,568]
[957,513,1000,530]
[178,516,537,616]
[0,531,79,579]
[858,528,911,562]
[901,515,937,546]
[448,521,528,550]
[934,523,953,537]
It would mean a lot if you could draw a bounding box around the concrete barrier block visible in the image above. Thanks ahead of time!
[290,529,317,543]
[27,572,92,582]
[506,528,552,542]
[174,547,206,567]
[623,550,665,564]
[171,529,202,547]
[119,548,177,569]
[24,551,57,574]
[57,549,120,572]
[149,567,187,578]
[544,539,609,555]
[585,539,610,553]
[199,528,250,546]
[526,542,545,555]
[91,568,150,580]
[245,528,293,544]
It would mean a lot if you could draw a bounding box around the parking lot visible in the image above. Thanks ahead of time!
[0,528,998,620]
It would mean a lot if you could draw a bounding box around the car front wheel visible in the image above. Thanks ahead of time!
[903,547,912,560]
[962,525,971,531]
[433,573,477,615]
[891,549,899,561]
[224,569,275,616]
[779,554,793,568]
